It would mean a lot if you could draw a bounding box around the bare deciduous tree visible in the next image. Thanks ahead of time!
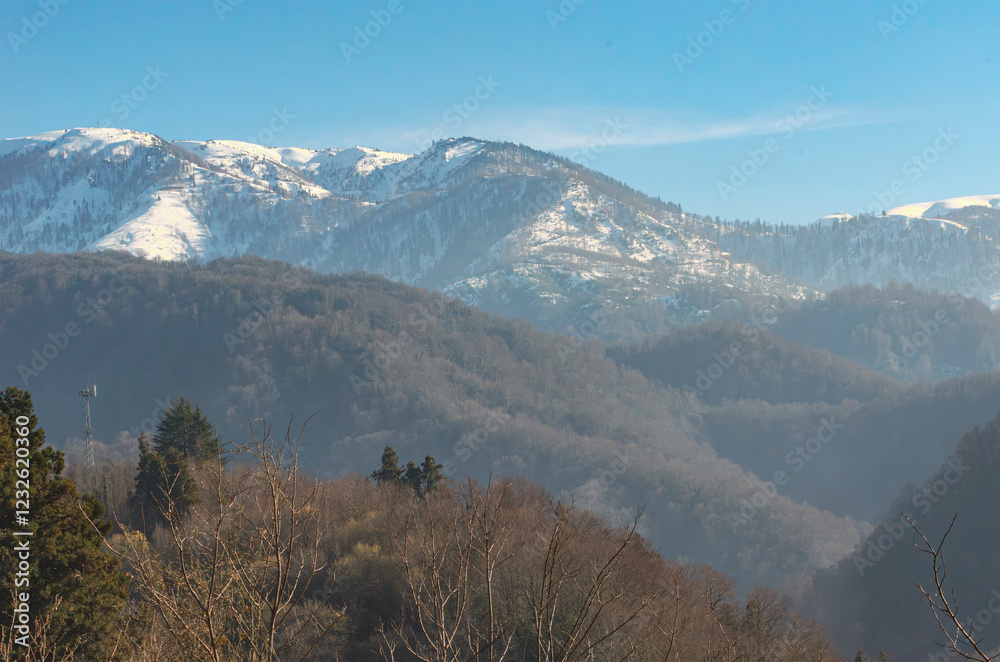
[389,487,475,662]
[905,513,997,662]
[529,500,654,662]
[90,419,343,662]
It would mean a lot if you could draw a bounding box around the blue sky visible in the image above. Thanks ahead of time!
[1,0,996,223]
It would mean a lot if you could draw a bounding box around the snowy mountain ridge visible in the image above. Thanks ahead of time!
[886,194,1000,220]
[2,127,998,338]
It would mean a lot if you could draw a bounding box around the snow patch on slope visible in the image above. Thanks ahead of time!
[90,189,214,261]
[813,212,853,227]
[887,194,1000,219]
[87,191,216,260]
[0,130,70,157]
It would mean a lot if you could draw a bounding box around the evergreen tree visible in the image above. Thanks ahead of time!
[152,396,219,462]
[404,460,422,495]
[0,387,129,659]
[371,448,445,496]
[371,445,403,485]
[129,434,199,535]
[420,455,444,493]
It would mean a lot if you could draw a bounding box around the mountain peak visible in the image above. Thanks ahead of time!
[0,127,168,159]
[3,127,998,334]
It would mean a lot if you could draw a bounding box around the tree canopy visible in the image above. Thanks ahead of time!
[128,434,200,536]
[371,445,444,496]
[0,387,128,659]
[152,396,219,463]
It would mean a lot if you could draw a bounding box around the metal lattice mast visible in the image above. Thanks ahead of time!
[79,384,96,470]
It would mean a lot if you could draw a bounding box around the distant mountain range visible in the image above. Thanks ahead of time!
[2,127,998,340]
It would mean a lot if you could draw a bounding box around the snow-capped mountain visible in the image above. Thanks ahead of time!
[886,194,1000,220]
[2,127,997,338]
[715,195,1000,308]
[0,127,813,337]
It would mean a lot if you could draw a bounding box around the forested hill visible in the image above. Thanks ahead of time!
[611,322,908,406]
[808,412,1000,660]
[0,250,861,591]
[768,283,1000,380]
[609,319,1000,521]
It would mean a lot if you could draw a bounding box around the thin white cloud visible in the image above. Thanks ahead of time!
[352,103,912,154]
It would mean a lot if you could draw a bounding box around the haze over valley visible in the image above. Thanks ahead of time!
[1,1,997,660]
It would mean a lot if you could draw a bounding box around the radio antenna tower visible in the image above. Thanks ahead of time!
[79,384,97,469]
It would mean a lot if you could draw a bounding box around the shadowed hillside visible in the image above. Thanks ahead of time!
[0,250,862,591]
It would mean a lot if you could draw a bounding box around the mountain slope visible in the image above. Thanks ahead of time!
[886,193,1000,220]
[0,250,861,592]
[0,127,814,341]
[608,319,1000,521]
[807,412,1000,660]
[768,283,1000,379]
[712,202,1000,309]
[611,322,908,406]
[4,127,999,346]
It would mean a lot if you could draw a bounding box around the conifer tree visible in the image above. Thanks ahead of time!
[371,445,403,485]
[129,434,199,535]
[420,455,444,493]
[152,396,219,462]
[0,387,128,659]
[371,448,445,496]
[404,460,422,494]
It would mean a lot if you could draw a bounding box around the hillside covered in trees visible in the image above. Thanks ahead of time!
[610,318,1000,520]
[767,283,1000,380]
[0,251,864,591]
[611,322,909,406]
[808,411,1000,660]
[2,251,999,660]
[1,387,850,662]
[4,251,1000,581]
